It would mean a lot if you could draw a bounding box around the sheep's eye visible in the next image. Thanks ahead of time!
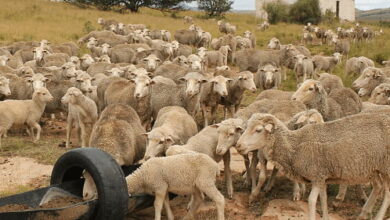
[146,83,150,86]
[255,128,262,133]
[229,133,234,136]
[0,83,2,86]
[42,93,46,95]
[159,140,165,144]
[308,87,314,91]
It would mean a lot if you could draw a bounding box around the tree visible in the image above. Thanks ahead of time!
[197,0,233,17]
[264,0,289,24]
[289,0,321,24]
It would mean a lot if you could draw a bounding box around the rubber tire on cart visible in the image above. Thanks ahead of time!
[50,148,128,220]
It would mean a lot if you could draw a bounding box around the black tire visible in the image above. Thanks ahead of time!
[50,148,128,220]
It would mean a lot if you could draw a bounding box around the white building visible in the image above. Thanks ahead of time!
[256,0,356,22]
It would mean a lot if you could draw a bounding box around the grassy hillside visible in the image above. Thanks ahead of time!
[0,0,389,90]
[357,8,390,21]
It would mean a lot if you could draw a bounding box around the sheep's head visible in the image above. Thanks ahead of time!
[216,65,230,71]
[61,62,78,79]
[130,74,155,99]
[187,54,203,71]
[17,66,34,77]
[173,56,189,67]
[210,75,232,97]
[292,80,326,105]
[236,71,257,92]
[236,113,279,155]
[76,72,95,94]
[25,73,51,91]
[97,18,104,25]
[33,87,53,103]
[369,83,390,105]
[142,54,161,72]
[212,118,245,156]
[80,54,95,66]
[0,55,10,66]
[179,72,207,97]
[244,30,252,39]
[70,56,80,65]
[101,43,111,54]
[82,171,97,201]
[267,37,280,49]
[0,76,11,97]
[292,109,324,130]
[259,63,280,88]
[61,87,83,105]
[33,47,50,63]
[106,67,124,77]
[143,128,178,160]
[352,67,384,97]
[332,52,342,63]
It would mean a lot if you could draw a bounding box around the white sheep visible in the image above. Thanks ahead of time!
[0,87,53,148]
[61,87,98,148]
[126,153,225,220]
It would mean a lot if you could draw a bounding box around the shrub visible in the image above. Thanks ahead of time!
[264,0,289,24]
[289,0,321,24]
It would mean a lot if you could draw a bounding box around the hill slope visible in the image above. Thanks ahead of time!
[356,8,390,21]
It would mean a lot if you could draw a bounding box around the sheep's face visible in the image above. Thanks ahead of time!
[259,64,279,87]
[18,66,34,77]
[61,63,77,79]
[0,55,9,66]
[219,45,231,55]
[174,56,189,67]
[369,83,390,105]
[26,73,51,91]
[237,71,256,92]
[80,54,95,66]
[236,114,277,155]
[99,55,111,63]
[188,55,203,71]
[267,38,280,49]
[210,76,231,97]
[76,73,95,94]
[179,72,207,97]
[216,66,230,71]
[0,77,11,97]
[101,43,111,54]
[33,87,53,103]
[352,68,383,97]
[33,47,49,62]
[131,75,154,99]
[142,55,161,72]
[292,80,323,105]
[143,130,175,160]
[106,67,124,77]
[86,39,98,49]
[40,39,50,48]
[61,87,82,105]
[213,119,244,156]
[244,31,252,39]
[70,56,80,65]
[83,171,97,201]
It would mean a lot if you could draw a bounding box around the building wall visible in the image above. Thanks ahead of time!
[255,0,355,22]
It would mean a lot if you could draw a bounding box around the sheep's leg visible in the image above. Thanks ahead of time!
[31,122,41,142]
[293,182,302,201]
[358,178,382,219]
[79,122,88,148]
[154,188,167,220]
[66,118,73,148]
[358,185,368,202]
[185,188,202,220]
[264,167,278,192]
[223,107,227,120]
[201,104,208,127]
[210,105,218,124]
[333,184,348,208]
[163,193,174,220]
[308,184,321,220]
[223,151,233,199]
[243,154,251,187]
[249,151,259,192]
[374,178,390,220]
[200,186,225,220]
[319,185,329,220]
[249,151,267,204]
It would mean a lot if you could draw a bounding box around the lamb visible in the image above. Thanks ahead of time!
[318,73,344,94]
[219,34,237,63]
[312,52,342,74]
[345,56,375,76]
[255,89,293,101]
[255,63,282,90]
[200,75,232,126]
[0,88,53,148]
[293,54,314,83]
[243,30,256,48]
[143,106,198,160]
[352,67,390,97]
[302,31,314,45]
[236,113,390,220]
[292,79,362,121]
[84,104,147,200]
[151,72,207,118]
[257,21,270,31]
[369,83,390,105]
[126,154,225,220]
[184,16,193,24]
[167,125,235,198]
[61,87,98,148]
[218,71,257,118]
[334,39,350,58]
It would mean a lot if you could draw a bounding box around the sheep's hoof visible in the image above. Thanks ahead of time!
[248,194,257,204]
[293,193,301,201]
[332,199,342,209]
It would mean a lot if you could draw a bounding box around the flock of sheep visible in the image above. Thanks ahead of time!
[0,15,390,220]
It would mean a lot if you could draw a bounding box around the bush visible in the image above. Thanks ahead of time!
[82,21,96,34]
[322,9,338,25]
[289,0,321,24]
[264,0,289,24]
[374,53,387,64]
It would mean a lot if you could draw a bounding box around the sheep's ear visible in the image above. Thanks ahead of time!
[373,70,383,78]
[178,77,186,82]
[235,126,243,132]
[227,78,233,82]
[147,72,153,77]
[149,80,156,85]
[200,79,208,83]
[295,115,308,124]
[140,133,149,137]
[91,77,96,81]
[44,77,51,83]
[264,124,274,133]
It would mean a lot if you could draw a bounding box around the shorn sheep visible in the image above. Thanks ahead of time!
[0,88,53,148]
[236,113,390,220]
[126,154,225,220]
